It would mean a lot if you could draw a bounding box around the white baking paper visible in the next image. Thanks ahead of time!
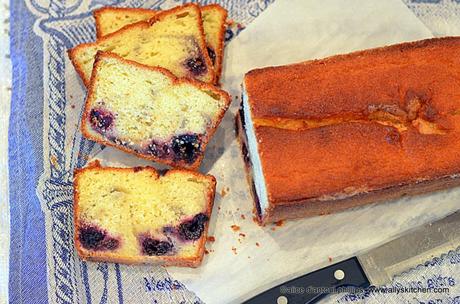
[92,0,460,303]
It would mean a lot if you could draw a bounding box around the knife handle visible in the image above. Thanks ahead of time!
[243,257,370,304]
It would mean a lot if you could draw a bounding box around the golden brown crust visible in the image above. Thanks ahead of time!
[201,4,228,83]
[93,6,157,39]
[69,3,216,86]
[237,108,460,225]
[244,37,460,119]
[241,37,460,224]
[67,47,89,87]
[261,174,460,224]
[81,51,231,170]
[73,164,217,267]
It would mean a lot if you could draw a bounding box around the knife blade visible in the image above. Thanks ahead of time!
[243,210,460,304]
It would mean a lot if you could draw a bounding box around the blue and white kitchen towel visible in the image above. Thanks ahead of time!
[5,0,460,303]
[6,1,272,303]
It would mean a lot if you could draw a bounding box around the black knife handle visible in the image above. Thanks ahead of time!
[243,257,370,304]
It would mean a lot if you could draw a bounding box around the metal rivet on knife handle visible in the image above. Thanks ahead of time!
[277,295,288,304]
[334,269,345,281]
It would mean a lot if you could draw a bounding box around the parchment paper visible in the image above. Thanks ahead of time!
[92,1,460,303]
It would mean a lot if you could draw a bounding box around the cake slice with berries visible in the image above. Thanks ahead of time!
[93,4,228,82]
[201,5,227,82]
[74,163,216,267]
[68,3,215,86]
[81,52,230,170]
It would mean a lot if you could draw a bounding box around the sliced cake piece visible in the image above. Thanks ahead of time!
[93,4,228,82]
[94,7,158,39]
[82,52,230,170]
[74,163,216,267]
[69,3,215,86]
[201,5,227,82]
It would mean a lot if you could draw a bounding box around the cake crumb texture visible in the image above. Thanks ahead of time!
[82,52,230,169]
[94,4,227,82]
[69,3,215,85]
[74,165,216,267]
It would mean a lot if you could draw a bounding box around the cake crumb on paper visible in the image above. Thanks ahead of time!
[328,256,333,262]
[240,214,246,220]
[77,153,90,161]
[231,225,240,232]
[275,220,285,227]
[231,247,237,255]
[256,242,260,247]
[207,236,216,242]
[239,233,246,238]
[220,186,230,197]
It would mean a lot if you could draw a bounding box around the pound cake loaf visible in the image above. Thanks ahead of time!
[74,163,216,267]
[237,37,460,225]
[82,52,230,170]
[69,3,215,86]
[94,4,227,82]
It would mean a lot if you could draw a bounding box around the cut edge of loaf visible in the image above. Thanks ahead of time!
[201,4,228,83]
[81,51,231,170]
[73,161,217,267]
[235,106,460,225]
[68,3,215,86]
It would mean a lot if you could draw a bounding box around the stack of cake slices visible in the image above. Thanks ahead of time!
[68,3,230,267]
